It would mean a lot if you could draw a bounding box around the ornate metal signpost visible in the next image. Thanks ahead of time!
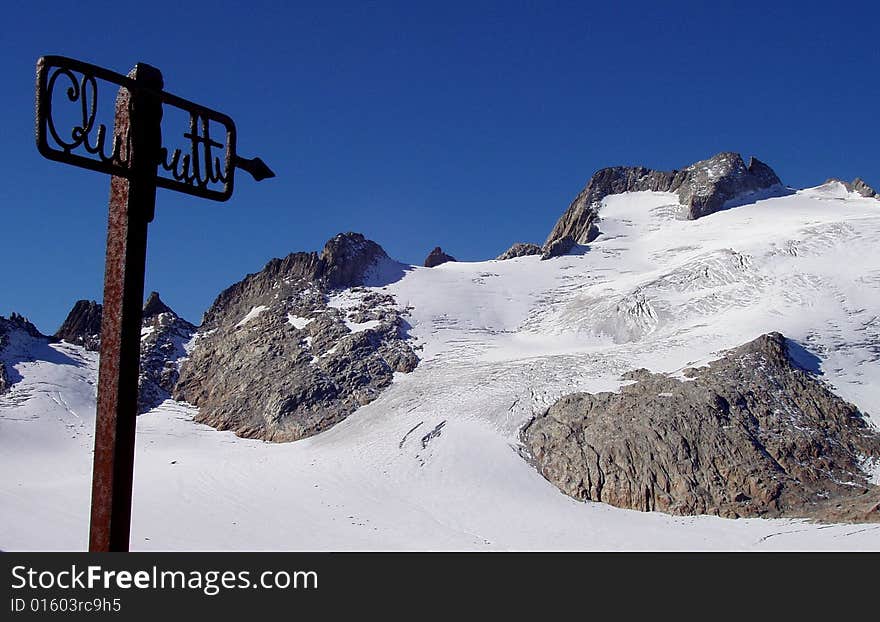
[35,55,274,552]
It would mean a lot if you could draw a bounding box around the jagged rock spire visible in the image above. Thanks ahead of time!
[55,300,102,351]
[143,291,174,319]
[424,247,456,268]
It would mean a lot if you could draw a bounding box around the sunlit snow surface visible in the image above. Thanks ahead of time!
[3,186,880,550]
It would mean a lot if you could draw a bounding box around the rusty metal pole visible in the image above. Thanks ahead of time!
[88,64,163,552]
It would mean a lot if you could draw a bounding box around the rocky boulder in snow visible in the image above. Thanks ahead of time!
[173,232,418,442]
[545,151,784,244]
[55,300,103,351]
[522,332,880,522]
[541,235,575,260]
[496,242,542,260]
[424,247,457,267]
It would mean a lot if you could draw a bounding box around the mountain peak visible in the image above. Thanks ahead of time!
[424,247,457,268]
[55,300,102,351]
[319,232,390,289]
[825,177,878,199]
[143,291,174,319]
[544,151,784,248]
[2,312,43,337]
[201,232,392,329]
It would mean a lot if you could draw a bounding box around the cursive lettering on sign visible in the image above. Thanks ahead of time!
[45,67,129,166]
[160,113,228,188]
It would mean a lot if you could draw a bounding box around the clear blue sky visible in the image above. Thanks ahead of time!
[2,1,878,332]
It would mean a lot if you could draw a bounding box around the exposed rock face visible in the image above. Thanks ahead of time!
[424,247,456,267]
[200,233,389,330]
[138,292,196,413]
[55,300,102,351]
[496,242,542,260]
[174,232,419,442]
[545,152,784,245]
[522,333,880,522]
[541,235,575,260]
[677,153,783,219]
[321,233,391,288]
[827,177,878,199]
[851,178,878,198]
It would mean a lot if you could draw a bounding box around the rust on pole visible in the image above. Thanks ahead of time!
[35,54,274,552]
[88,64,163,552]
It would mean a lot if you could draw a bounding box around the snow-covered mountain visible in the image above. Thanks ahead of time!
[2,153,880,550]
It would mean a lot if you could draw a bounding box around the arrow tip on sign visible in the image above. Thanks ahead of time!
[235,155,275,182]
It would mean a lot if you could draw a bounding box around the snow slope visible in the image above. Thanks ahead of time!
[2,183,880,550]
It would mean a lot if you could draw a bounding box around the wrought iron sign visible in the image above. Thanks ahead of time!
[36,55,273,202]
[34,55,275,553]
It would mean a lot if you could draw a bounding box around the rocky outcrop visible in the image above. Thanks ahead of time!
[545,152,784,245]
[496,243,542,260]
[540,235,575,260]
[677,153,783,219]
[851,178,878,198]
[174,232,419,442]
[522,333,880,522]
[200,233,390,329]
[424,247,456,268]
[138,292,196,413]
[55,300,102,351]
[321,233,391,288]
[827,177,878,199]
[142,291,173,318]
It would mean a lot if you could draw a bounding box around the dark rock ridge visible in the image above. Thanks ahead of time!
[0,313,47,394]
[424,247,456,268]
[55,300,102,351]
[138,292,196,413]
[496,242,542,261]
[522,333,880,522]
[174,232,419,442]
[545,152,784,247]
[826,177,878,199]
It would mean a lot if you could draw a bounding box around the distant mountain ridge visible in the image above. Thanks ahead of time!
[4,150,880,532]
